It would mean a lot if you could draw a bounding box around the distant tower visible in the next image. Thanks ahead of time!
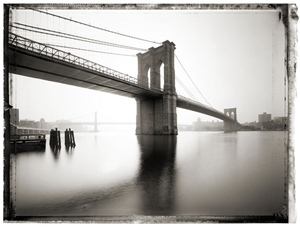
[223,108,238,132]
[224,108,237,122]
[136,40,177,135]
[94,111,98,132]
[40,118,46,129]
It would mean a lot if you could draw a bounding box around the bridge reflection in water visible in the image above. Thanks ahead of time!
[137,135,177,215]
[11,131,285,217]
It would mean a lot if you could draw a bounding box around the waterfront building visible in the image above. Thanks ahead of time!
[258,112,272,123]
[273,117,287,123]
[192,118,224,131]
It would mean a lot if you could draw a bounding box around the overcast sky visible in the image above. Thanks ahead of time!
[10,7,286,124]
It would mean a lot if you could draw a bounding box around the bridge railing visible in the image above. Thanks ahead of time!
[9,33,163,93]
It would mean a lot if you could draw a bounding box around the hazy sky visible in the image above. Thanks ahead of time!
[10,8,286,124]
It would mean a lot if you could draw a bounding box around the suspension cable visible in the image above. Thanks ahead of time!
[11,24,147,51]
[27,7,162,45]
[154,67,198,102]
[69,112,95,121]
[175,54,213,107]
[175,75,199,102]
[43,43,136,57]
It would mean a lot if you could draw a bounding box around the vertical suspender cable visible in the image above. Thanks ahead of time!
[175,54,213,108]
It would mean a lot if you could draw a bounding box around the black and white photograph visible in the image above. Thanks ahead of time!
[3,2,298,224]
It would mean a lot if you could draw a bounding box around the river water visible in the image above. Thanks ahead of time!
[11,127,286,217]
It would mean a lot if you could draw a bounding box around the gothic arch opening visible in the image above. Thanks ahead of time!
[147,68,151,89]
[160,63,165,90]
[136,41,177,135]
[231,111,235,119]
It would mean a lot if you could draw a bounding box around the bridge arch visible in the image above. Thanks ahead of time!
[137,40,176,93]
[223,108,238,132]
[136,40,177,135]
[147,67,151,89]
[231,111,235,119]
[160,62,165,90]
[224,108,237,121]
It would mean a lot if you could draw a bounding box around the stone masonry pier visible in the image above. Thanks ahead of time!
[136,41,177,135]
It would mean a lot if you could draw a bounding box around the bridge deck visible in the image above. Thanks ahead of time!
[9,34,162,99]
[177,96,238,123]
[8,33,239,124]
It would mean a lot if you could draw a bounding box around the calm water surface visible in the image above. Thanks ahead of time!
[11,128,286,216]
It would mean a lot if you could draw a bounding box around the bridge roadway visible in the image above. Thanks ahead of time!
[8,33,237,124]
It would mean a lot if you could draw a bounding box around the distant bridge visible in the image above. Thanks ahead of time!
[62,122,135,125]
[9,33,239,134]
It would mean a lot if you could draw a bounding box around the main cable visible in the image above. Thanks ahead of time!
[12,23,147,51]
[44,43,136,57]
[68,112,95,121]
[175,54,213,108]
[27,7,162,45]
[11,24,147,51]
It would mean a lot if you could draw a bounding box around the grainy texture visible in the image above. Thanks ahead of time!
[286,4,298,224]
[4,3,296,223]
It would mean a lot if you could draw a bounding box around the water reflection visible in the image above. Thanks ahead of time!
[137,135,177,215]
[12,131,285,217]
[65,145,75,155]
[50,146,60,160]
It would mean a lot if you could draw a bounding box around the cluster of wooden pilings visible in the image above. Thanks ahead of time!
[65,128,76,148]
[50,128,61,149]
[49,128,76,149]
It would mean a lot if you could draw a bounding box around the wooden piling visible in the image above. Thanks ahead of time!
[50,129,54,147]
[65,129,70,147]
[49,130,52,146]
[50,128,61,149]
[70,128,76,147]
[65,128,76,147]
[56,128,61,149]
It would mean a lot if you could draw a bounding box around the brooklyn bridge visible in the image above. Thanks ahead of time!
[8,33,239,134]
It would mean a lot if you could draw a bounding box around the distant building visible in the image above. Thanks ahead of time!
[273,117,287,123]
[258,112,271,123]
[244,121,258,127]
[178,125,193,131]
[193,118,202,130]
[273,117,288,130]
[40,118,46,129]
[19,119,36,128]
[240,121,258,131]
[192,118,223,131]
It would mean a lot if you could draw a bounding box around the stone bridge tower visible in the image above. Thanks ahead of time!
[224,108,239,132]
[136,40,177,135]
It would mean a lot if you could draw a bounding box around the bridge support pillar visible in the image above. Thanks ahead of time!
[224,108,239,132]
[136,40,177,135]
[224,121,239,132]
[136,94,177,135]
